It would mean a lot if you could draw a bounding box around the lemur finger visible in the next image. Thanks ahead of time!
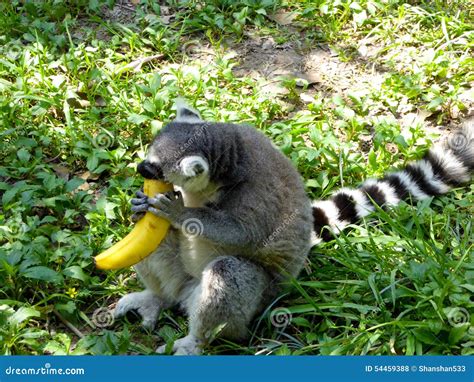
[148,207,170,219]
[131,204,149,213]
[148,194,172,208]
[131,212,145,222]
[164,191,179,200]
[131,197,148,205]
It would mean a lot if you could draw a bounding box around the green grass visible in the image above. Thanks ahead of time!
[0,0,473,355]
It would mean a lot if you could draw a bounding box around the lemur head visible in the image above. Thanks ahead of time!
[137,101,212,193]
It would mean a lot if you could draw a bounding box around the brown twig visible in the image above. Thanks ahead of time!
[53,309,85,338]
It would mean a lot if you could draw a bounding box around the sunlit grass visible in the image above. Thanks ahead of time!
[0,0,472,355]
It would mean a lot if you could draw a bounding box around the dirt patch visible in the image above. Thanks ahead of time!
[231,35,306,95]
[227,31,473,139]
[69,4,471,139]
[230,32,386,98]
[103,0,138,24]
[71,1,139,42]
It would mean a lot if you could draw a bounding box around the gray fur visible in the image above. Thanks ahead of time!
[114,289,163,330]
[115,103,473,355]
[174,98,202,123]
[115,103,312,354]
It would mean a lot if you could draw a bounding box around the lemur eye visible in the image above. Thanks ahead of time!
[194,163,204,175]
[180,156,209,177]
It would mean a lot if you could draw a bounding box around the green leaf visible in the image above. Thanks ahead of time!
[149,73,161,92]
[368,149,378,171]
[427,97,444,110]
[158,325,178,343]
[305,179,319,189]
[406,261,430,282]
[350,2,363,11]
[96,196,118,219]
[9,307,40,325]
[63,265,89,282]
[23,266,62,283]
[87,152,100,171]
[332,94,345,106]
[40,216,58,224]
[51,230,71,243]
[0,78,13,91]
[2,187,19,205]
[127,113,150,125]
[412,328,443,346]
[406,334,415,355]
[151,120,163,135]
[55,301,77,315]
[88,0,100,11]
[353,10,367,25]
[17,148,31,163]
[66,178,85,192]
[448,324,469,345]
[394,134,408,148]
[44,340,67,355]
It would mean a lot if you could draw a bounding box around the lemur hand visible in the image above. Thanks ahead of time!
[148,191,185,227]
[130,190,149,222]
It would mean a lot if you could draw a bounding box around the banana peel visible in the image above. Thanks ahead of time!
[94,179,173,270]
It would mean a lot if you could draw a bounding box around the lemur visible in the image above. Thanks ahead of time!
[114,101,473,355]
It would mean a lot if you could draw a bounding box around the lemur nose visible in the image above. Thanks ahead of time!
[137,161,161,179]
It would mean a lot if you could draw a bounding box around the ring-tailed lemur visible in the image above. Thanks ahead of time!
[114,101,473,355]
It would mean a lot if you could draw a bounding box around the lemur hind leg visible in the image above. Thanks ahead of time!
[114,289,162,330]
[114,229,192,330]
[157,256,272,355]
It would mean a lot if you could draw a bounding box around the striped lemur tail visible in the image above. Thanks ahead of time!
[311,122,474,243]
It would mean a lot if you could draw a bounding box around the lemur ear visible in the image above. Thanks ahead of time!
[174,98,202,123]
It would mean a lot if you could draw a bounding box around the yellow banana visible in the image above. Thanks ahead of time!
[94,179,173,270]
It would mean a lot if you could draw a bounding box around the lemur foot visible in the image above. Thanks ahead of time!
[114,290,161,330]
[156,335,203,355]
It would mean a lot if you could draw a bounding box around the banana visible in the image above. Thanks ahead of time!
[94,179,173,270]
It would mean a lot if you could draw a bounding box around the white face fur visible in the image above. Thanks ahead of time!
[167,155,211,193]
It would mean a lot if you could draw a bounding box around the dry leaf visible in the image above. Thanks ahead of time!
[160,15,173,24]
[66,97,91,108]
[78,171,99,181]
[300,93,316,104]
[77,182,91,192]
[268,10,297,26]
[95,95,106,107]
[52,164,70,180]
[294,71,322,87]
[119,54,165,73]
